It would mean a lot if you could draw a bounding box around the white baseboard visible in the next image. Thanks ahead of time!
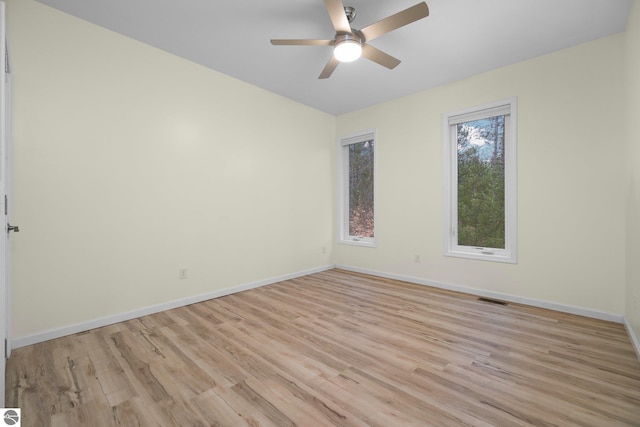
[624,317,640,361]
[335,264,625,324]
[12,264,335,349]
[14,263,628,349]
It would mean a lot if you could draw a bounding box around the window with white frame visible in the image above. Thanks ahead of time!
[338,131,376,247]
[443,98,517,263]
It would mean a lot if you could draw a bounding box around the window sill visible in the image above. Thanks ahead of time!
[445,250,516,264]
[339,238,376,248]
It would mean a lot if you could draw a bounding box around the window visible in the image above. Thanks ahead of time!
[443,98,517,263]
[338,131,376,247]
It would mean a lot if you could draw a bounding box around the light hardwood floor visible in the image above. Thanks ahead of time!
[6,269,640,426]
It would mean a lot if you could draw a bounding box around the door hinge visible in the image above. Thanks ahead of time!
[4,339,7,359]
[4,52,9,74]
[4,194,7,215]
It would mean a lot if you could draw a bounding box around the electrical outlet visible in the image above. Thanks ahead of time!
[322,246,327,254]
[179,268,187,280]
[414,255,421,263]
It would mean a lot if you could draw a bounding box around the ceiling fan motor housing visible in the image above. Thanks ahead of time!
[335,32,362,46]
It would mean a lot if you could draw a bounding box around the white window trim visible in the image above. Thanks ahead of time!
[338,130,377,248]
[443,97,517,263]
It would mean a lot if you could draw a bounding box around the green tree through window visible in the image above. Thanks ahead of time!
[457,116,505,248]
[348,140,374,238]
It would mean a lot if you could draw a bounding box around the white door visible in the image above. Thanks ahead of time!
[0,0,9,405]
[3,16,11,363]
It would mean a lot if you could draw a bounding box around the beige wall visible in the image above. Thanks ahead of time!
[626,0,640,338]
[335,34,627,316]
[7,0,335,339]
[7,0,637,343]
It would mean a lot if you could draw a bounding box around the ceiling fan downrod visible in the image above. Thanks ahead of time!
[344,6,356,23]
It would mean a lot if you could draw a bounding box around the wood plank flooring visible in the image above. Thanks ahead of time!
[6,269,640,426]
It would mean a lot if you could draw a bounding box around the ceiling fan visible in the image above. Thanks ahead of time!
[271,0,430,79]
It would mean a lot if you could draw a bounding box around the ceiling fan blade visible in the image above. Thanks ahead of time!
[361,44,401,69]
[360,2,429,42]
[324,0,351,34]
[319,55,340,79]
[271,39,334,46]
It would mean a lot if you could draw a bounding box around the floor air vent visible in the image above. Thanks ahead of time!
[477,297,508,306]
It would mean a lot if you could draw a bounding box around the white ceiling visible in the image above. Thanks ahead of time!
[35,0,633,116]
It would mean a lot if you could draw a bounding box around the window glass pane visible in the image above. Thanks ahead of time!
[348,139,374,238]
[456,116,505,249]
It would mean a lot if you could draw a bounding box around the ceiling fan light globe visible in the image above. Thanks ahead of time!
[334,40,362,62]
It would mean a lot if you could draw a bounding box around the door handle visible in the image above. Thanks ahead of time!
[7,223,19,233]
